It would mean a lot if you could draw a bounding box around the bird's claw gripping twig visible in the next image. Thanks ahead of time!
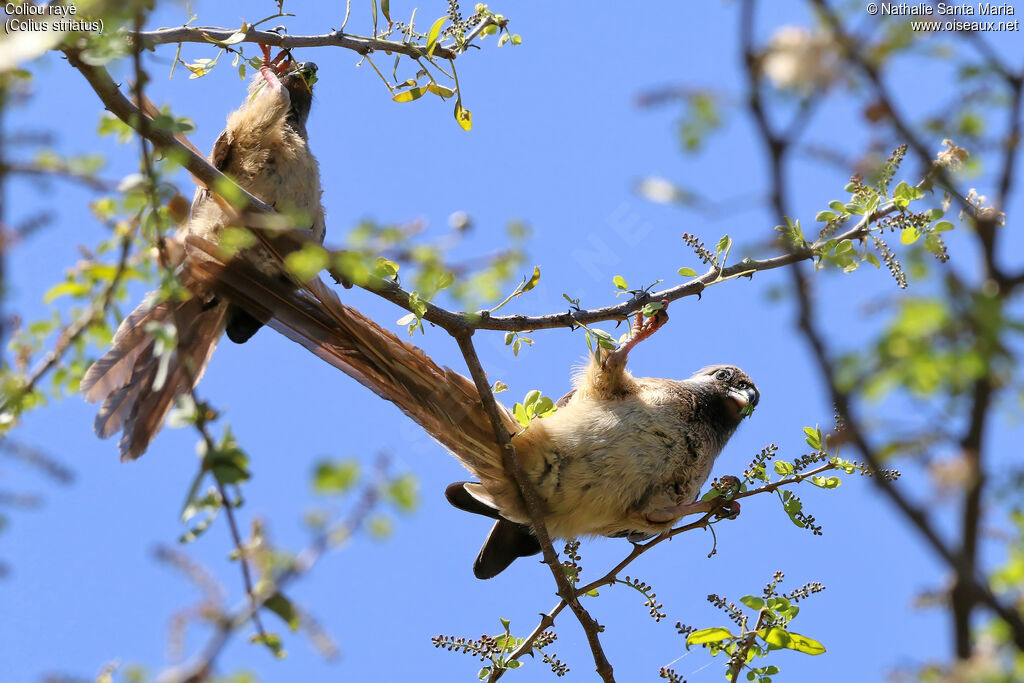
[603,300,670,369]
[713,500,741,520]
[258,44,293,89]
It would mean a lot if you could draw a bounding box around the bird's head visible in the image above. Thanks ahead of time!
[279,60,318,130]
[694,365,759,420]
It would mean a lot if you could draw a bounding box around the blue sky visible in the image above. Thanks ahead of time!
[3,1,1023,681]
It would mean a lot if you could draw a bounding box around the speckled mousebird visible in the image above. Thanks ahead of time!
[80,48,324,460]
[168,245,761,579]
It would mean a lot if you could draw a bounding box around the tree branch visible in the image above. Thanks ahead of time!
[452,332,615,682]
[132,26,457,60]
[747,0,1024,657]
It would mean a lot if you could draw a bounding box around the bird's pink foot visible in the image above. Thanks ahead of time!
[603,300,669,370]
[258,44,286,91]
[645,496,741,524]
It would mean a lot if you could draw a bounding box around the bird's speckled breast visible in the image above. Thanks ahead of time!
[527,380,726,538]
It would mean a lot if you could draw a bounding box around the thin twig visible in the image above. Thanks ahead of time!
[0,226,133,414]
[161,455,390,683]
[490,461,840,678]
[452,331,615,682]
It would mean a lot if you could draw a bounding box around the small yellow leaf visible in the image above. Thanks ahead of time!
[393,86,428,103]
[522,266,541,292]
[454,101,472,131]
[427,82,456,98]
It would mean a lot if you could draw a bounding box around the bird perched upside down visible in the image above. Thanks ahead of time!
[446,305,759,577]
[173,247,761,579]
[80,48,324,460]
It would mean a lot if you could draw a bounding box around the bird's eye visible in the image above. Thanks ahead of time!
[737,381,748,389]
[714,369,731,381]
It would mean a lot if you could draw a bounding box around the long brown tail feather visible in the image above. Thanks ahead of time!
[81,281,226,461]
[182,236,518,494]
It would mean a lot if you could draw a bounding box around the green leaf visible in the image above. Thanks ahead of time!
[44,281,91,303]
[773,461,794,476]
[642,301,665,317]
[677,267,697,277]
[900,227,920,245]
[203,428,250,485]
[740,595,764,610]
[492,381,509,394]
[387,474,419,512]
[760,628,825,655]
[374,257,400,279]
[934,221,954,232]
[892,181,923,204]
[381,0,391,22]
[425,16,447,56]
[828,200,845,213]
[865,252,881,268]
[803,426,822,450]
[811,475,841,489]
[613,275,628,291]
[513,403,530,427]
[435,270,455,291]
[264,592,301,631]
[312,459,360,495]
[687,627,735,646]
[284,244,329,282]
[179,515,214,543]
[250,631,286,658]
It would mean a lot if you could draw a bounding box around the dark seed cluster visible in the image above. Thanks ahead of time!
[682,232,718,266]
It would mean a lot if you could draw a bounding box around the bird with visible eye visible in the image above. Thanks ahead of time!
[444,305,761,577]
[163,188,762,579]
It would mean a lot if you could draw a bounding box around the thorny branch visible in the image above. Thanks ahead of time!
[62,48,908,340]
[133,24,464,61]
[488,460,844,680]
[454,332,615,683]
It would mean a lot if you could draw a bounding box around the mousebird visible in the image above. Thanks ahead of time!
[81,48,324,460]
[179,242,760,578]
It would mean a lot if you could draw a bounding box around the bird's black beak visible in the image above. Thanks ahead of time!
[727,385,759,417]
[283,61,318,90]
[289,61,317,78]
